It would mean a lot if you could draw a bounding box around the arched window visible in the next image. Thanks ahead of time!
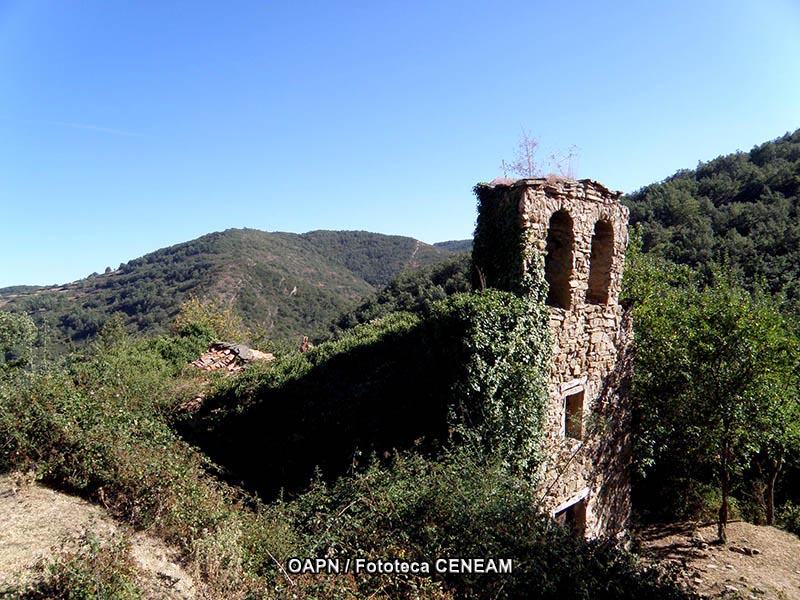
[544,210,574,309]
[587,220,614,305]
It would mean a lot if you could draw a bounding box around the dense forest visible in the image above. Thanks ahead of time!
[624,129,800,306]
[0,229,455,354]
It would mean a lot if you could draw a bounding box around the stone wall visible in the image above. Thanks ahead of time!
[473,177,632,538]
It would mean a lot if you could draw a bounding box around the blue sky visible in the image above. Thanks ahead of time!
[1,0,799,287]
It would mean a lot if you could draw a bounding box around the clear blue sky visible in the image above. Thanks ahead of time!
[2,0,799,287]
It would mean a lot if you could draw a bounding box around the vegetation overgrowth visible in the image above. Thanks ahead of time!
[0,279,693,599]
[624,235,800,539]
[6,128,800,596]
[183,282,550,497]
[328,253,471,336]
[618,130,800,539]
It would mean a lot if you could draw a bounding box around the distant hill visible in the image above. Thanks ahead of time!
[624,129,800,304]
[329,252,472,336]
[0,285,44,297]
[0,229,454,350]
[302,230,450,287]
[434,239,473,253]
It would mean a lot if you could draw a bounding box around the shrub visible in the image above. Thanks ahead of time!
[19,531,143,600]
[187,289,550,498]
[0,310,36,369]
[778,501,800,536]
[0,341,237,547]
[256,448,696,600]
[173,297,248,342]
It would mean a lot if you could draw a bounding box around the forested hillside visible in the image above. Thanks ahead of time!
[328,253,472,335]
[433,239,473,253]
[621,129,800,541]
[301,230,452,287]
[0,229,454,352]
[624,129,800,305]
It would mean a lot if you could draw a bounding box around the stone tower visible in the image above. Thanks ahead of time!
[473,177,632,538]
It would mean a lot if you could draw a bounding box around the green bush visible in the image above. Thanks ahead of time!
[0,341,236,547]
[255,448,696,600]
[778,501,800,536]
[187,289,550,498]
[0,311,36,369]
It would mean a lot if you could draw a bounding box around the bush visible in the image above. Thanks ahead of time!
[173,297,248,343]
[0,342,237,547]
[0,310,36,369]
[778,501,800,536]
[18,531,143,600]
[254,448,696,600]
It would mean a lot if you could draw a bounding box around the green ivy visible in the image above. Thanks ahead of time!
[472,183,529,294]
[430,285,550,476]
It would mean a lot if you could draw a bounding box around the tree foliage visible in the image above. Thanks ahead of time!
[624,129,800,308]
[172,296,248,342]
[0,310,36,369]
[329,253,472,335]
[627,249,800,540]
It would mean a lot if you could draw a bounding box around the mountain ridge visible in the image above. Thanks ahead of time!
[0,228,462,350]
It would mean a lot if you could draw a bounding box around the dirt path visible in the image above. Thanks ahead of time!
[0,474,198,599]
[640,521,800,599]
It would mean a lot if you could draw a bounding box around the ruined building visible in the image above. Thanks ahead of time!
[473,177,632,538]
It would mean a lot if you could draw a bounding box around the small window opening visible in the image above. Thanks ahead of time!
[555,499,587,537]
[544,210,574,309]
[587,220,614,305]
[564,391,584,440]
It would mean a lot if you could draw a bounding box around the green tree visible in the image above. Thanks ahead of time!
[172,296,248,342]
[632,266,798,542]
[751,344,800,524]
[0,310,36,369]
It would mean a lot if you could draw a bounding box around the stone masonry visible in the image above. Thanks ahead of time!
[473,177,632,538]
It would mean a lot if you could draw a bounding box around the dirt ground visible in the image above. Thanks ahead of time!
[639,521,800,599]
[0,473,198,599]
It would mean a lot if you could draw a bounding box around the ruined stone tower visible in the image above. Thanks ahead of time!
[473,177,632,538]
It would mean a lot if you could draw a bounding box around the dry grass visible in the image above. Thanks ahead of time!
[0,474,197,599]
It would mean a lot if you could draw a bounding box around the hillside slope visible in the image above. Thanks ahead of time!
[0,475,197,599]
[0,229,453,349]
[301,230,453,287]
[623,129,800,303]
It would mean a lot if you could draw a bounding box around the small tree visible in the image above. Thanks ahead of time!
[172,297,248,343]
[95,313,130,352]
[751,323,800,525]
[548,144,579,180]
[507,128,543,178]
[503,128,580,180]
